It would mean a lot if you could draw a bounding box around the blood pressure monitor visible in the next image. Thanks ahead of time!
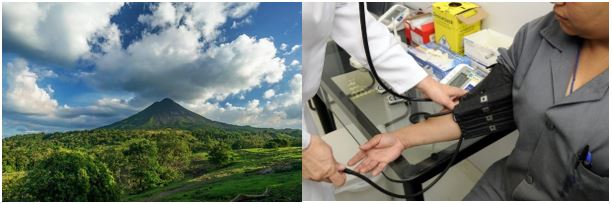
[384,64,485,105]
[440,64,487,91]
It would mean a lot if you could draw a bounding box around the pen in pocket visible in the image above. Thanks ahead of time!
[576,145,592,169]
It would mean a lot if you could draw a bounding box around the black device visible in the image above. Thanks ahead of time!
[452,63,516,139]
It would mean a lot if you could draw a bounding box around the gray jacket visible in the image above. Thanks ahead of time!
[465,12,608,201]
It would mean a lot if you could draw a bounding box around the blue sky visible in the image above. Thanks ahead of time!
[2,3,302,137]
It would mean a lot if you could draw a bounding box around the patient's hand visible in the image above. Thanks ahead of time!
[347,132,406,176]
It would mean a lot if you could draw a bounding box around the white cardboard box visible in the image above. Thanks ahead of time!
[463,29,513,67]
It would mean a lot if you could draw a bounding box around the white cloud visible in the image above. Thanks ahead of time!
[2,59,139,135]
[191,2,258,41]
[92,32,285,104]
[137,2,177,28]
[96,98,133,110]
[3,58,58,115]
[279,43,288,51]
[56,97,137,119]
[267,74,301,109]
[84,23,122,58]
[290,45,301,52]
[189,73,302,129]
[246,99,261,113]
[225,3,259,18]
[181,74,302,129]
[4,96,139,136]
[231,15,253,29]
[83,2,275,105]
[290,60,300,66]
[290,74,302,104]
[139,2,259,42]
[46,84,55,94]
[2,3,123,65]
[29,66,58,78]
[184,97,300,130]
[263,89,276,99]
[283,44,301,55]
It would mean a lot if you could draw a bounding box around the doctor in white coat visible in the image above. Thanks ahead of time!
[302,3,466,200]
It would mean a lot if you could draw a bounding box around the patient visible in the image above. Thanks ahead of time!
[348,2,608,200]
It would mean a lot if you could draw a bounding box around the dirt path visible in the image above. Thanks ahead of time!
[138,181,205,202]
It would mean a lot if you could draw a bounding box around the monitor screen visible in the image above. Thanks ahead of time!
[449,73,469,88]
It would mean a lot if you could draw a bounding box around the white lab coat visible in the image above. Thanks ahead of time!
[302,2,427,200]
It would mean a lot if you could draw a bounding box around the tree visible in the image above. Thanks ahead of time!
[122,139,164,194]
[208,143,232,166]
[2,127,302,199]
[231,140,249,149]
[274,138,290,147]
[264,138,290,149]
[264,141,279,149]
[156,135,192,180]
[19,150,119,201]
[94,146,130,194]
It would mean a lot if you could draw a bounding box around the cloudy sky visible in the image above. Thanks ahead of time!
[2,2,302,137]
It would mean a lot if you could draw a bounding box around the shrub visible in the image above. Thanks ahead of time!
[20,150,120,201]
[208,143,232,166]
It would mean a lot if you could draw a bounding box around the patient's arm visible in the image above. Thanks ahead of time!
[348,62,517,175]
[397,114,461,148]
[348,114,460,176]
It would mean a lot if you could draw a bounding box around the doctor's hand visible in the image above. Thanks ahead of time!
[416,76,467,110]
[347,132,406,176]
[302,135,346,187]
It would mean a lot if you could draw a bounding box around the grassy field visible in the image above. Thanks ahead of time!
[124,147,301,201]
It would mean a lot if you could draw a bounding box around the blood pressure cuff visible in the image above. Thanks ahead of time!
[452,63,517,139]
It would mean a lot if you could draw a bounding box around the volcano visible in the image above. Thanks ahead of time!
[99,98,234,130]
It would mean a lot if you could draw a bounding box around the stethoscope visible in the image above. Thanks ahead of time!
[339,3,465,199]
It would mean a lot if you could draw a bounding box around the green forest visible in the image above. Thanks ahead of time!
[2,128,301,201]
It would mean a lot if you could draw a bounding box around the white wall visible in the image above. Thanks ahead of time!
[402,2,553,37]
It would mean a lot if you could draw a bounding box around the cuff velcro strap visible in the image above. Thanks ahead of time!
[452,63,517,139]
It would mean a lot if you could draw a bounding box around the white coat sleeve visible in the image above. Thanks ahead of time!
[330,3,427,94]
[302,104,318,150]
[302,112,311,150]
